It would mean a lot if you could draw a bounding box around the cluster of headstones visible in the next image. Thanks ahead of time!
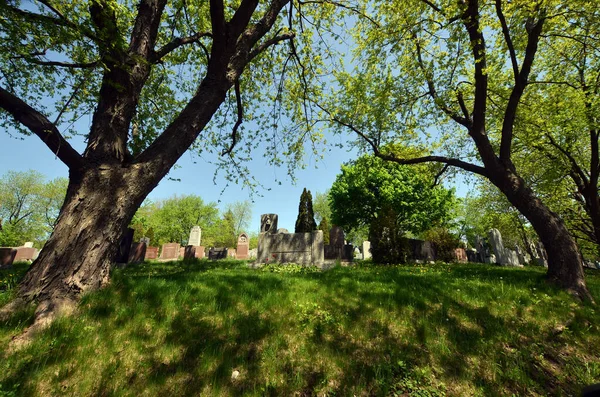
[0,242,39,269]
[115,226,257,265]
[469,228,548,267]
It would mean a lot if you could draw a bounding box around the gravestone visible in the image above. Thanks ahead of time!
[488,229,505,264]
[535,242,548,267]
[128,242,146,263]
[261,214,278,233]
[466,248,478,263]
[14,247,36,262]
[454,248,467,263]
[116,228,135,263]
[184,245,205,259]
[329,227,344,248]
[248,248,258,259]
[488,229,521,267]
[354,247,362,260]
[0,248,17,269]
[409,239,435,262]
[23,242,34,248]
[362,241,372,260]
[258,214,324,266]
[140,237,150,245]
[145,246,159,260]
[209,247,228,260]
[504,249,521,267]
[236,233,250,260]
[276,228,289,234]
[160,243,180,260]
[188,226,201,247]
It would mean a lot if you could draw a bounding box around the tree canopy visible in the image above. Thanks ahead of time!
[0,170,67,247]
[130,195,252,247]
[329,153,455,237]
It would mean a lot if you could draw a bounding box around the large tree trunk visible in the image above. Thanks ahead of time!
[492,166,593,301]
[16,164,153,321]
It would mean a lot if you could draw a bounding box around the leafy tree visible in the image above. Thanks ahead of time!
[0,0,327,318]
[213,209,237,248]
[325,0,594,299]
[368,205,410,264]
[223,200,252,238]
[329,154,455,238]
[295,188,317,233]
[313,190,332,224]
[0,170,67,247]
[138,195,220,246]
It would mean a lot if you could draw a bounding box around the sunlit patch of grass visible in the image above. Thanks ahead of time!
[0,260,599,396]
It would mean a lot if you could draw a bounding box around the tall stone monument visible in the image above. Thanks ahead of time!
[188,226,201,247]
[488,228,521,267]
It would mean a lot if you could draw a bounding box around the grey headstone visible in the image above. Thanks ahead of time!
[140,237,151,245]
[188,226,201,247]
[488,229,505,264]
[276,228,289,234]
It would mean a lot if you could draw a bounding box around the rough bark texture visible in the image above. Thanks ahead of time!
[490,164,592,301]
[17,164,152,318]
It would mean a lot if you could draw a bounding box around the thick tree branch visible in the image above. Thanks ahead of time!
[495,0,519,81]
[499,12,545,160]
[152,31,212,62]
[331,115,488,177]
[0,86,83,169]
[136,0,292,172]
[229,0,260,40]
[210,0,226,41]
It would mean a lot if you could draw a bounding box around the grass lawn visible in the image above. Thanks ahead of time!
[1,260,599,396]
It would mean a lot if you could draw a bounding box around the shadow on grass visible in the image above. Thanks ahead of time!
[0,261,598,396]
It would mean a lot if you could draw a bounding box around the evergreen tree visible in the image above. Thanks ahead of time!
[295,188,317,233]
[318,217,330,245]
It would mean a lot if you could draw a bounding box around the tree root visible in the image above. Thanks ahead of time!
[6,297,77,351]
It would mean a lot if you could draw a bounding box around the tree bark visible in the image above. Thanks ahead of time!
[490,164,593,301]
[17,163,152,319]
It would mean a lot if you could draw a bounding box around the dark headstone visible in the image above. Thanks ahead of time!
[116,228,135,263]
[237,233,249,259]
[260,214,278,233]
[466,249,478,263]
[343,244,353,260]
[184,245,205,259]
[128,242,146,263]
[329,226,344,248]
[208,247,228,260]
[0,248,17,269]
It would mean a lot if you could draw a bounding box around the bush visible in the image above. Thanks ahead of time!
[423,227,461,263]
[369,206,410,264]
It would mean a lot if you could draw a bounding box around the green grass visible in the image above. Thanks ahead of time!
[1,260,599,396]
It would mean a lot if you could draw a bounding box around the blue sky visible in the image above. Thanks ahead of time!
[0,125,361,234]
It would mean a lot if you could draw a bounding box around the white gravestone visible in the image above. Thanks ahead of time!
[188,226,201,246]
